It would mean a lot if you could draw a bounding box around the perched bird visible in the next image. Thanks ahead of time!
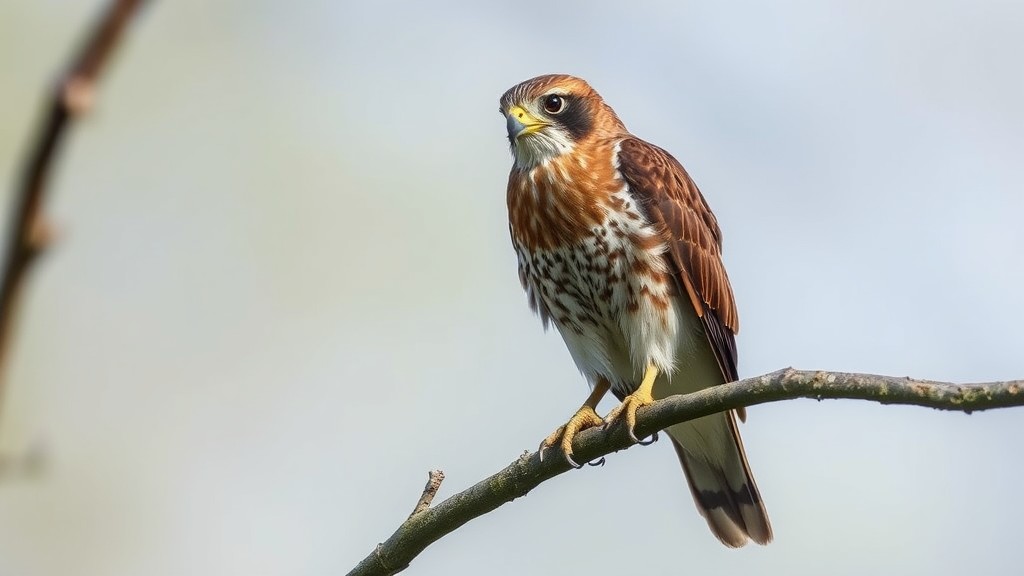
[500,74,771,547]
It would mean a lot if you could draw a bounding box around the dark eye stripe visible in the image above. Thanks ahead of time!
[556,96,592,141]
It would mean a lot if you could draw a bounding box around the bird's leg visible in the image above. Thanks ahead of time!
[539,378,610,468]
[603,363,658,443]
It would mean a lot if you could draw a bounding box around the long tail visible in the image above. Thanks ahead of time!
[666,410,772,547]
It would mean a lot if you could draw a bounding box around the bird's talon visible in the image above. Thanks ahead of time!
[539,404,604,469]
[603,364,659,444]
[603,398,643,443]
[587,456,606,467]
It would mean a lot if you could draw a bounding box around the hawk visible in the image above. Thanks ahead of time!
[500,74,771,547]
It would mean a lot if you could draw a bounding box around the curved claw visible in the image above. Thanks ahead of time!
[602,365,658,444]
[637,431,659,446]
[539,405,604,470]
[586,456,606,467]
[602,398,645,443]
[565,452,583,469]
[539,439,583,468]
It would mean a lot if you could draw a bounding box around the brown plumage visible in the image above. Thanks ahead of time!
[616,138,740,382]
[501,74,771,546]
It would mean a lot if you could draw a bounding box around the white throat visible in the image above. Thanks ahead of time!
[512,128,575,170]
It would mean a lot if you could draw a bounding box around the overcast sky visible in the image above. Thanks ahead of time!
[0,1,1022,575]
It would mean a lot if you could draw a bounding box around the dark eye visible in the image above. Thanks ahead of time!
[542,94,566,114]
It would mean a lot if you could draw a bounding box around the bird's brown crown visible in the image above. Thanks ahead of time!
[499,74,600,113]
[500,74,627,150]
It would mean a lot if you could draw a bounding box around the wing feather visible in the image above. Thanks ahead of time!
[618,138,770,545]
[616,137,739,383]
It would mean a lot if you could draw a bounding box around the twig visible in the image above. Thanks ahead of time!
[0,0,149,408]
[408,470,445,519]
[346,368,1024,576]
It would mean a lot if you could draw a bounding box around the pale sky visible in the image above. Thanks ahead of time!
[0,1,1022,575]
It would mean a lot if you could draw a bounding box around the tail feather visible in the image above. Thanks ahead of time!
[667,410,772,547]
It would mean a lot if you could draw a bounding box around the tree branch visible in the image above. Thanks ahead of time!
[346,368,1024,576]
[0,0,148,408]
[407,470,446,519]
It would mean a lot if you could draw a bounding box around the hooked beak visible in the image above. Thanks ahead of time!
[505,105,546,142]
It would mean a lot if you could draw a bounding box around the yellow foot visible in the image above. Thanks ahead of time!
[539,405,604,468]
[539,378,610,468]
[603,364,659,443]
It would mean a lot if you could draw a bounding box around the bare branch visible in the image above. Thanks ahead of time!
[346,369,1024,576]
[408,470,445,519]
[0,0,149,407]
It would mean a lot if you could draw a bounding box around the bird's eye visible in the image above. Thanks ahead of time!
[542,94,566,114]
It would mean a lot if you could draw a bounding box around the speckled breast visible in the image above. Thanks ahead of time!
[508,152,681,384]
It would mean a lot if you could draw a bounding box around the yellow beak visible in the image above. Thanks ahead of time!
[505,105,547,140]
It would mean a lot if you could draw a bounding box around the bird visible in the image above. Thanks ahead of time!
[500,74,771,547]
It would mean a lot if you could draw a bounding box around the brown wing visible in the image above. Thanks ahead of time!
[617,137,740,384]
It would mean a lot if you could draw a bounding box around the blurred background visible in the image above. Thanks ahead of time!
[1,1,1022,574]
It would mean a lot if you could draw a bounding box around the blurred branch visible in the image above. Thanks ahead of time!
[346,368,1024,576]
[0,0,148,407]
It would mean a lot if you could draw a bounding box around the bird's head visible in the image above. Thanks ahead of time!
[499,74,626,170]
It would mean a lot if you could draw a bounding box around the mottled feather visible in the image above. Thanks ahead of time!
[615,137,769,544]
[617,138,739,383]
